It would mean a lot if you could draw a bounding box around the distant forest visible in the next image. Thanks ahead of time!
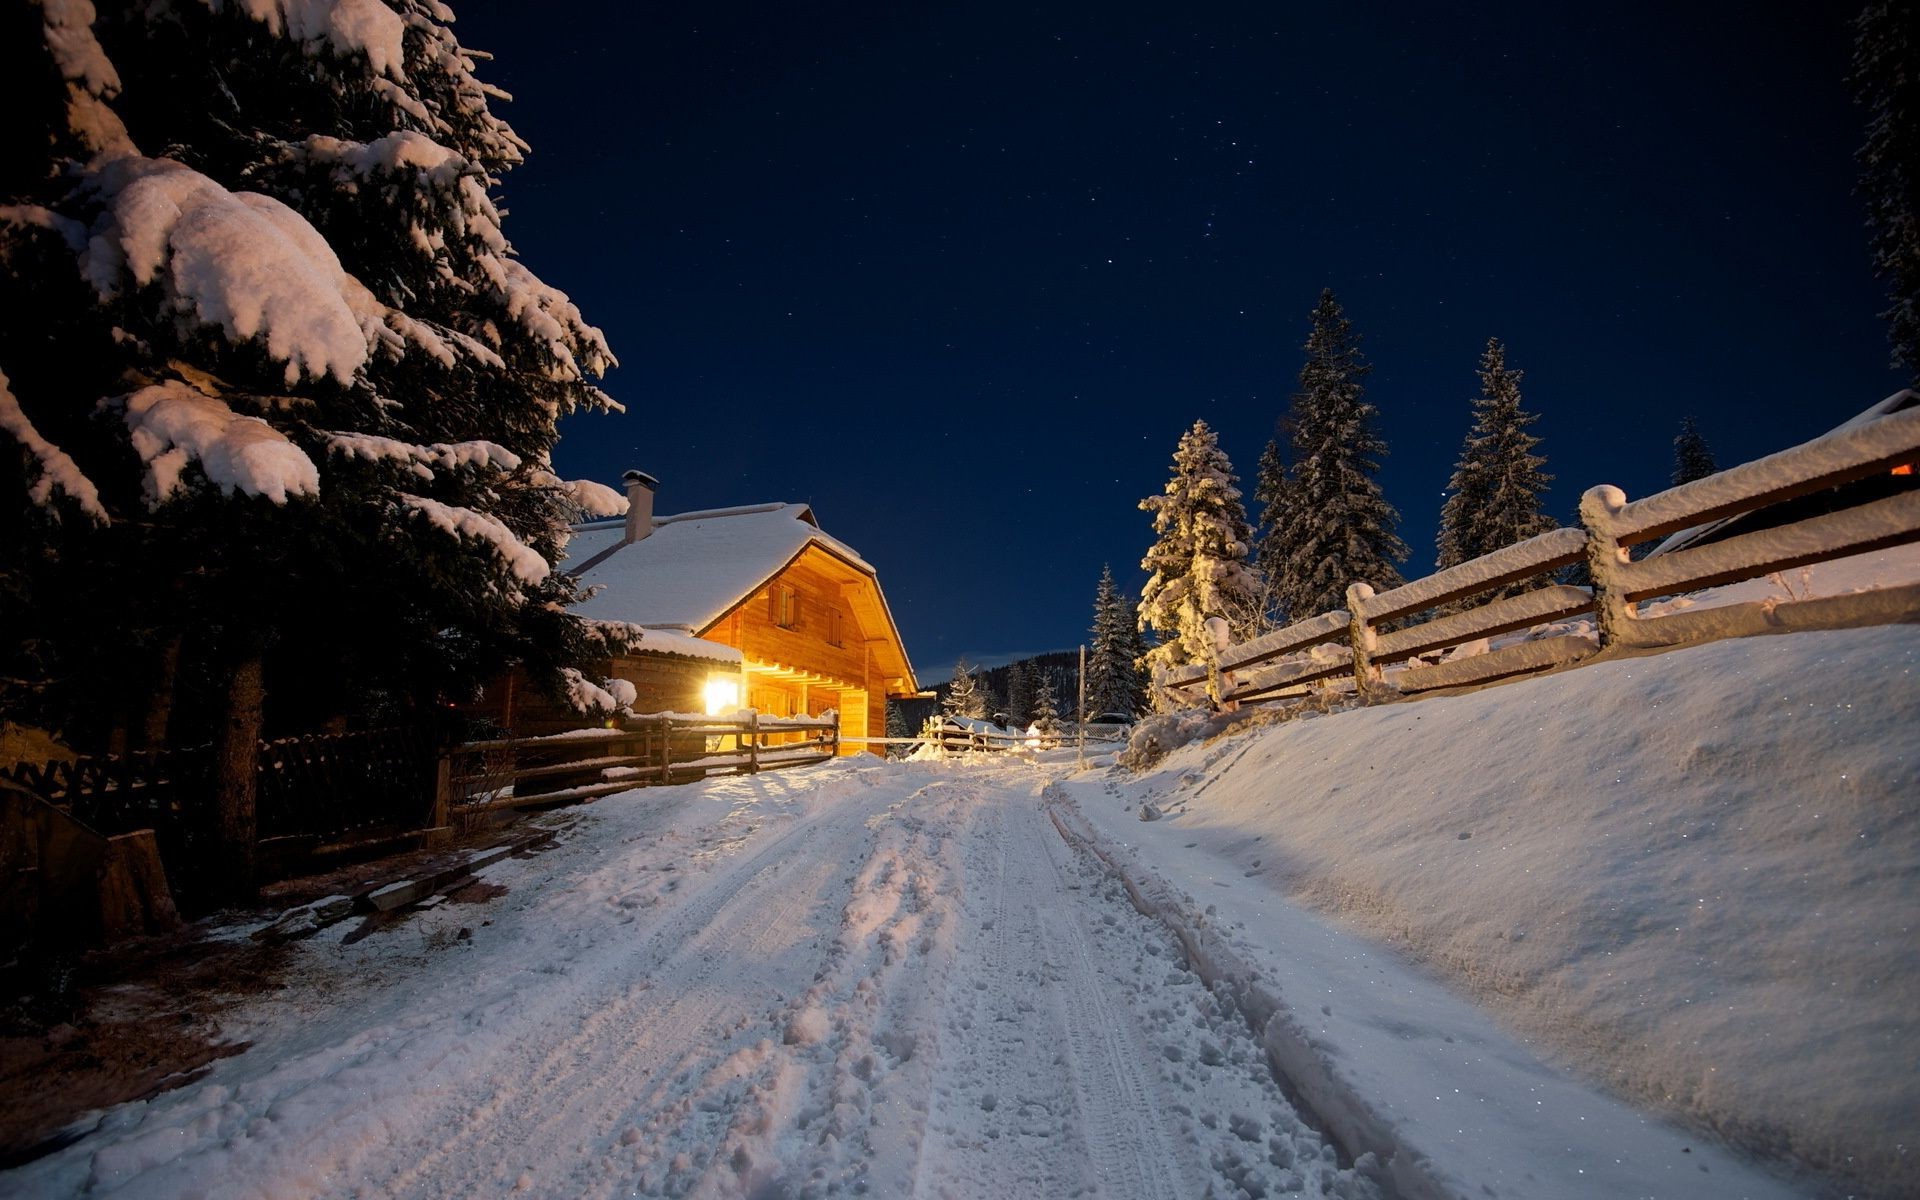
[892,650,1085,731]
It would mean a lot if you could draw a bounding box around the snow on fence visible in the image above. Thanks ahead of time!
[1163,393,1920,710]
[440,710,838,814]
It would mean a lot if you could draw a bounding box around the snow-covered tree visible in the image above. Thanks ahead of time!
[943,660,985,719]
[1030,680,1062,741]
[1435,339,1556,594]
[1672,416,1720,486]
[1004,660,1034,728]
[1086,565,1148,716]
[1853,0,1920,383]
[1137,420,1263,676]
[1267,290,1406,620]
[1252,432,1293,629]
[0,1,627,893]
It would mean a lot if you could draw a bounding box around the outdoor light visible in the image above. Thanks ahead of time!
[703,675,741,715]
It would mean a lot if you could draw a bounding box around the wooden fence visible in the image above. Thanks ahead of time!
[2,711,839,904]
[439,711,839,815]
[1163,393,1920,710]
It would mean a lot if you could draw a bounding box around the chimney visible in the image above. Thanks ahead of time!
[622,469,659,543]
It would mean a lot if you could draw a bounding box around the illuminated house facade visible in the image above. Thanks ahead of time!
[560,471,920,754]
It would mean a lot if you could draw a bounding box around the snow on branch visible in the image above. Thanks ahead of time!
[77,156,469,384]
[0,366,107,521]
[399,494,549,585]
[212,0,408,80]
[120,379,320,503]
[83,158,370,385]
[324,431,521,479]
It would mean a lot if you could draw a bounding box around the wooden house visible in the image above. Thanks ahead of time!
[556,472,921,754]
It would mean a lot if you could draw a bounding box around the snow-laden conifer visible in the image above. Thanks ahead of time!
[1853,0,1920,383]
[1435,339,1556,596]
[1672,416,1720,487]
[1004,660,1034,728]
[1137,421,1263,676]
[943,660,985,719]
[1252,432,1292,628]
[1268,290,1406,620]
[0,0,627,893]
[1030,680,1062,740]
[1086,565,1148,716]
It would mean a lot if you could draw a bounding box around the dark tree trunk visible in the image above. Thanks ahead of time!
[140,633,182,749]
[210,638,266,900]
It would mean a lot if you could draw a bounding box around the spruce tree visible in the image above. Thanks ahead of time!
[1252,432,1292,628]
[1030,680,1062,741]
[1137,420,1263,675]
[1435,339,1556,594]
[1086,565,1149,716]
[1004,660,1034,728]
[0,2,626,894]
[943,660,984,719]
[1853,0,1920,384]
[1269,290,1407,619]
[1672,416,1720,486]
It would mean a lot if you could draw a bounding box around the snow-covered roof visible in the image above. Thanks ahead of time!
[564,504,914,693]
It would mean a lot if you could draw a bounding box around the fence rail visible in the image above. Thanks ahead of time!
[1164,392,1920,711]
[439,711,838,815]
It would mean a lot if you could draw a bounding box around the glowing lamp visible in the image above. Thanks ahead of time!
[703,675,741,715]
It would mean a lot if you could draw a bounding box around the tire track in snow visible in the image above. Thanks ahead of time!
[1028,799,1186,1200]
[912,780,1185,1199]
[371,785,886,1199]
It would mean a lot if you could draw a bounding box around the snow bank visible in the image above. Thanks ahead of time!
[1102,623,1920,1194]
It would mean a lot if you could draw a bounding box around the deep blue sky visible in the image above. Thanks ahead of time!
[457,0,1903,681]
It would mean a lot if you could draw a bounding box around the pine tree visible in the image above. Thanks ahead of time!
[943,660,984,719]
[1672,416,1720,486]
[0,2,626,894]
[1269,290,1407,619]
[1252,432,1293,629]
[1030,680,1062,741]
[1435,339,1557,594]
[1853,0,1920,384]
[1137,420,1264,675]
[977,679,1002,725]
[1086,565,1149,716]
[1004,660,1034,728]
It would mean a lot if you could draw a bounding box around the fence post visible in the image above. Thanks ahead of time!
[748,712,760,774]
[430,752,451,831]
[1346,582,1377,693]
[1578,484,1635,648]
[659,719,672,784]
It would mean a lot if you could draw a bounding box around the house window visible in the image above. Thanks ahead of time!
[772,585,798,629]
[827,608,844,647]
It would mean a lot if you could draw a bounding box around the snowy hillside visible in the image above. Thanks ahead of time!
[1078,621,1919,1197]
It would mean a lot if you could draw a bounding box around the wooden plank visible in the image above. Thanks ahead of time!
[1610,404,1920,544]
[1390,635,1596,694]
[1358,527,1589,623]
[1373,585,1594,664]
[1618,490,1920,601]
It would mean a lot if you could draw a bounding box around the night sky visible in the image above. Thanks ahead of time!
[456,0,1904,681]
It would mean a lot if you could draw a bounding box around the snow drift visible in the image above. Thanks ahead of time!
[1103,621,1920,1194]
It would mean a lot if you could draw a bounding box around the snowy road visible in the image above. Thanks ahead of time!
[7,759,1375,1199]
